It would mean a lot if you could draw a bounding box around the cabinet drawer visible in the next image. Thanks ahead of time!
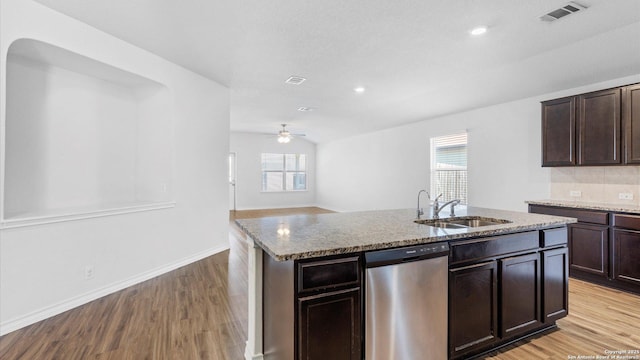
[541,227,568,248]
[297,256,360,293]
[529,205,608,225]
[451,231,538,264]
[612,213,640,231]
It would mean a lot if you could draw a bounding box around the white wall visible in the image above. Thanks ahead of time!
[230,132,316,210]
[5,41,173,218]
[316,74,640,213]
[0,0,230,334]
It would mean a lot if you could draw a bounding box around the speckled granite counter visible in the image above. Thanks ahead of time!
[235,206,576,261]
[527,200,640,215]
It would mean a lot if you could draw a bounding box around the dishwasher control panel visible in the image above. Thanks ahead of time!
[365,242,449,268]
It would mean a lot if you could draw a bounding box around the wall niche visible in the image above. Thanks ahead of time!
[2,39,174,227]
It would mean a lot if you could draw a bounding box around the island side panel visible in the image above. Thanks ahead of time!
[245,241,265,360]
[263,250,295,360]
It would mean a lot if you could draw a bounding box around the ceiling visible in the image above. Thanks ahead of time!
[35,0,640,143]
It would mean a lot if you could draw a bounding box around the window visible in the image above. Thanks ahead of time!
[430,133,468,204]
[261,153,307,191]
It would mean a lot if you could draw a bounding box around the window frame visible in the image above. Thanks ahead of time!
[261,153,307,192]
[430,132,468,205]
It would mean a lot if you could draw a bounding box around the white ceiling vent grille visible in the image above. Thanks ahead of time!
[540,2,587,22]
[285,76,307,85]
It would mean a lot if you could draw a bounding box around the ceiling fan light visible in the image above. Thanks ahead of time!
[278,134,291,143]
[470,26,488,36]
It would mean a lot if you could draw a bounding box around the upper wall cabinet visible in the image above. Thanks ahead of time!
[542,97,575,166]
[577,88,621,165]
[623,84,640,164]
[541,83,638,167]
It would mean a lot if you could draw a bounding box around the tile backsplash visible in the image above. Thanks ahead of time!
[550,166,640,205]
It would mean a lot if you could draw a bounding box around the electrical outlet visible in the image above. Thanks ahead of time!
[619,193,634,200]
[569,190,582,198]
[84,265,94,280]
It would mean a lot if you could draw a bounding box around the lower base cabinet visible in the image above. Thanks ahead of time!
[449,261,498,357]
[449,229,567,359]
[500,253,541,338]
[530,204,640,295]
[568,223,609,278]
[542,247,569,323]
[298,289,361,360]
[612,229,640,288]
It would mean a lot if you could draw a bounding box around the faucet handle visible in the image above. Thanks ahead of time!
[434,193,443,202]
[449,199,462,217]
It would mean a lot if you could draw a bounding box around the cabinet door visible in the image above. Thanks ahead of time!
[500,253,541,338]
[541,97,576,166]
[612,229,640,288]
[449,261,497,358]
[623,83,640,164]
[542,248,569,323]
[577,88,621,165]
[569,223,609,278]
[298,288,361,360]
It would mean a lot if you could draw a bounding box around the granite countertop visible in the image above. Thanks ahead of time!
[526,200,640,215]
[235,206,577,261]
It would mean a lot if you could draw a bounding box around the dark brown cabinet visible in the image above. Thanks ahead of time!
[500,253,541,338]
[530,204,640,295]
[612,214,640,289]
[262,254,362,360]
[541,83,639,167]
[298,288,361,360]
[542,97,575,166]
[448,229,567,359]
[612,229,640,288]
[577,88,621,165]
[449,261,498,357]
[623,83,640,164]
[568,223,609,278]
[542,247,569,323]
[296,256,361,360]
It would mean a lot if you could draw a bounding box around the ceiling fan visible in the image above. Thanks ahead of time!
[276,124,306,143]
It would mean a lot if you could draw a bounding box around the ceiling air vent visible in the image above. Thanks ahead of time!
[540,2,587,22]
[285,76,307,85]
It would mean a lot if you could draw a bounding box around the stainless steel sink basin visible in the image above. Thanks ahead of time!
[416,220,468,229]
[415,216,511,229]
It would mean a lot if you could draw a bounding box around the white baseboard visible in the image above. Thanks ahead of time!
[233,204,318,211]
[0,245,229,336]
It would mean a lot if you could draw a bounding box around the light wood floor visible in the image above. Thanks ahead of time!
[1,207,638,359]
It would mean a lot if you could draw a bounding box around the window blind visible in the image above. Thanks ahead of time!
[431,133,468,204]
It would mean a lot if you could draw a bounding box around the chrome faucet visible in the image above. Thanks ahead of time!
[433,195,461,219]
[416,190,430,219]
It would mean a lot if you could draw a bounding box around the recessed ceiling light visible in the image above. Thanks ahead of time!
[297,107,314,112]
[470,26,488,36]
[354,86,366,93]
[285,76,306,85]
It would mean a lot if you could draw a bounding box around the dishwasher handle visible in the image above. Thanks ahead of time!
[365,242,449,268]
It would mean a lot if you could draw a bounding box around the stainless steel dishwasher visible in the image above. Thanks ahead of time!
[365,242,449,360]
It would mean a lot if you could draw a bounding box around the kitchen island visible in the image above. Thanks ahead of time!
[236,206,577,360]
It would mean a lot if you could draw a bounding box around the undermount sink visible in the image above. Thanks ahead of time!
[415,216,511,229]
